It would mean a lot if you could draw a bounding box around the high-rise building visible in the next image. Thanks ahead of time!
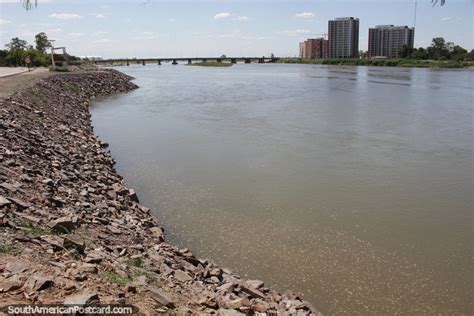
[299,42,306,58]
[299,38,329,59]
[328,17,360,59]
[368,25,415,58]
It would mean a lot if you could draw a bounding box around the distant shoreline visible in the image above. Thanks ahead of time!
[277,58,474,69]
[188,61,233,67]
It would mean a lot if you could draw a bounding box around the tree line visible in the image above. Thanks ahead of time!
[0,32,53,67]
[399,37,474,61]
[0,32,79,67]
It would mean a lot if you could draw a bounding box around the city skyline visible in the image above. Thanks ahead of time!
[0,0,472,58]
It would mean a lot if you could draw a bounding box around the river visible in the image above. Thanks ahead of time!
[91,64,473,315]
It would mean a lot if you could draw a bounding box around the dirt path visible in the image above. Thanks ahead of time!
[0,67,51,99]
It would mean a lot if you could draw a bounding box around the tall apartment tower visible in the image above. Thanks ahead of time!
[368,25,415,58]
[299,38,329,59]
[299,42,306,58]
[328,17,360,58]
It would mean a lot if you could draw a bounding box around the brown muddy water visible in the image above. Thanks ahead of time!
[92,64,473,315]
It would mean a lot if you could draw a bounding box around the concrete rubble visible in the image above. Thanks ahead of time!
[0,66,320,315]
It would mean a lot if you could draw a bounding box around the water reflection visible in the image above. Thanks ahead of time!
[92,64,473,315]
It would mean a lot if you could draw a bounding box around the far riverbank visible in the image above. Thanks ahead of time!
[278,58,474,68]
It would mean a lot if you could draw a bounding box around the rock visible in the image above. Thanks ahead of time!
[253,301,269,313]
[226,298,250,309]
[64,292,100,305]
[25,274,54,291]
[247,279,264,289]
[79,263,98,274]
[41,178,54,186]
[174,270,192,283]
[149,226,164,242]
[210,268,223,277]
[5,261,27,274]
[128,189,139,202]
[0,277,23,293]
[217,309,246,316]
[41,235,65,250]
[84,250,105,263]
[149,288,175,308]
[241,284,266,299]
[130,275,148,287]
[17,213,42,224]
[107,225,122,234]
[6,197,31,210]
[217,282,235,293]
[197,297,218,309]
[63,234,85,254]
[48,216,77,233]
[0,196,11,207]
[0,182,19,192]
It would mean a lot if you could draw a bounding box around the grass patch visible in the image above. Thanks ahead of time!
[189,61,233,67]
[127,257,143,268]
[22,225,51,237]
[130,267,159,283]
[29,89,48,106]
[0,243,17,254]
[63,82,81,95]
[49,65,70,72]
[104,271,131,285]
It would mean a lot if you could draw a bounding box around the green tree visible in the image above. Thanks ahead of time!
[22,48,50,66]
[399,45,414,58]
[0,49,8,66]
[35,32,51,53]
[468,50,474,61]
[4,49,25,66]
[450,45,468,61]
[412,47,429,60]
[428,37,449,60]
[5,37,28,51]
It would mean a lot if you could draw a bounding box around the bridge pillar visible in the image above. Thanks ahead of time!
[231,58,237,64]
[157,60,161,65]
[188,59,192,65]
[216,58,222,63]
[244,58,251,64]
[142,60,146,66]
[126,60,130,66]
[258,58,264,64]
[172,59,178,65]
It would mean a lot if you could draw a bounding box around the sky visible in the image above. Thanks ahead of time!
[0,0,472,58]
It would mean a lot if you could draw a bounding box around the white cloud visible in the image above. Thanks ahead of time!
[92,31,109,37]
[69,32,84,37]
[94,38,111,43]
[234,16,249,21]
[214,12,231,20]
[95,14,106,19]
[280,29,311,36]
[168,18,176,22]
[0,18,10,25]
[440,16,461,22]
[295,12,314,19]
[49,13,82,20]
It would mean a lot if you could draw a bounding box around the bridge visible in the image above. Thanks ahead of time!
[94,57,279,66]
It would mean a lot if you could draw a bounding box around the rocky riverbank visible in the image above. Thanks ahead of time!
[0,67,319,315]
